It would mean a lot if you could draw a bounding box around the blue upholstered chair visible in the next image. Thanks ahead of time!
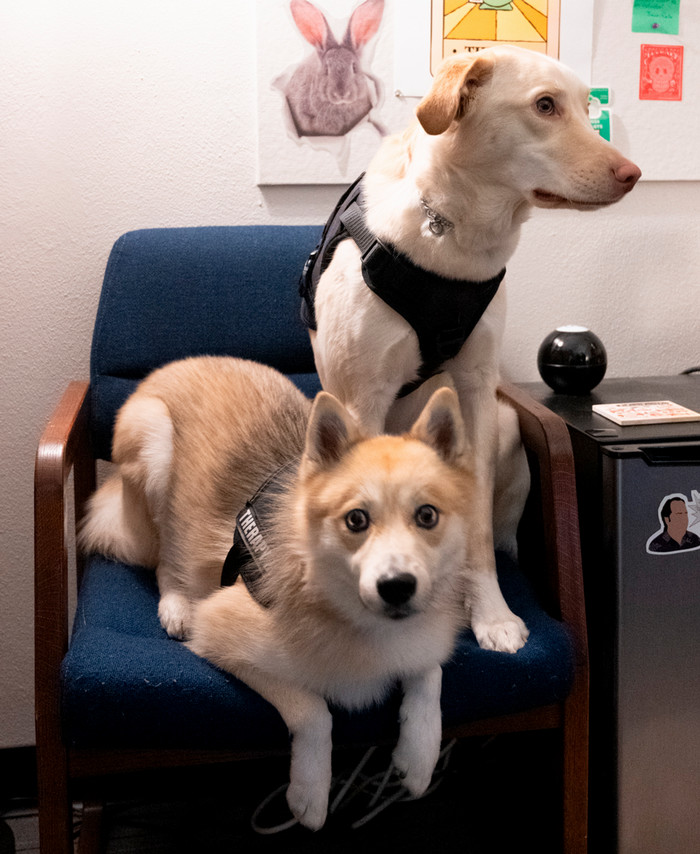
[35,227,589,853]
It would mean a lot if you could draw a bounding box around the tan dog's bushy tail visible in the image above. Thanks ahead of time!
[79,474,159,568]
[79,392,174,568]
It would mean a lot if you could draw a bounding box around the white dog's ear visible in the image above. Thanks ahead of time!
[304,392,361,468]
[416,53,494,135]
[410,387,466,464]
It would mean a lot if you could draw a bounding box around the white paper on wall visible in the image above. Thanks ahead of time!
[258,1,699,184]
[256,0,413,185]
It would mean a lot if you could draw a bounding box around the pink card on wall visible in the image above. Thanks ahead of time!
[639,44,683,101]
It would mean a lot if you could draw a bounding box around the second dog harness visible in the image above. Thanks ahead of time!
[220,465,295,607]
[299,174,506,396]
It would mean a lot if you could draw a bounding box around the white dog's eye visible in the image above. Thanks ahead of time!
[415,504,439,529]
[345,508,370,532]
[535,96,556,115]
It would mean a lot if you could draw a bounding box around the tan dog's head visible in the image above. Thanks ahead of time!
[298,388,472,623]
[415,45,640,210]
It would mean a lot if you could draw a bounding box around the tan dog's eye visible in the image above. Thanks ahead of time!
[535,96,556,115]
[415,504,439,529]
[345,508,370,532]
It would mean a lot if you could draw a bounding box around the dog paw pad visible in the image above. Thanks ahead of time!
[474,617,529,653]
[158,592,192,640]
[286,782,328,831]
[392,751,434,797]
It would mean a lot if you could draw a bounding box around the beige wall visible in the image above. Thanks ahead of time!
[1,1,698,747]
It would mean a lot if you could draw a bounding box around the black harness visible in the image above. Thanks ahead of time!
[220,466,294,607]
[299,174,505,397]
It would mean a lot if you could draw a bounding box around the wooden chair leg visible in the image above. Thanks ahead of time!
[77,799,107,854]
[36,745,73,854]
[562,691,589,853]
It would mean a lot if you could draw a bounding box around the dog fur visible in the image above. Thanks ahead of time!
[309,46,641,653]
[80,356,477,829]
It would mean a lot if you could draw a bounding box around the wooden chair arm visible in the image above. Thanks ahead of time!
[35,382,95,731]
[498,383,589,833]
[497,382,586,644]
[34,381,94,853]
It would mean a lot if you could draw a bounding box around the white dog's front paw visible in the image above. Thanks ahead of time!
[286,777,329,831]
[473,614,529,653]
[158,592,192,640]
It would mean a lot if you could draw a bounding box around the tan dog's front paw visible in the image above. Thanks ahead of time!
[158,592,192,640]
[393,743,437,798]
[473,615,529,653]
[286,778,328,831]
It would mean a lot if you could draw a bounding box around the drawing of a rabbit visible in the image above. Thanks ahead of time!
[284,0,385,138]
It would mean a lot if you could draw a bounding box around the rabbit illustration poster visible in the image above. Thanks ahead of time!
[257,0,412,184]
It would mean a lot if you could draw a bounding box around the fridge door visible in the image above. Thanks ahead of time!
[602,443,700,854]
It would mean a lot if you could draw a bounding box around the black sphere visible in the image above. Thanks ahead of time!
[537,326,607,394]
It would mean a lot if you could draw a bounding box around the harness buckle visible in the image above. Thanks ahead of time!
[299,246,319,296]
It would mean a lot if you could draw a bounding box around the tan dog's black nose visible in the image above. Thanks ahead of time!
[377,573,417,606]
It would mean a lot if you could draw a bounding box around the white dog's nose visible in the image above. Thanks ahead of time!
[377,573,417,607]
[614,159,642,191]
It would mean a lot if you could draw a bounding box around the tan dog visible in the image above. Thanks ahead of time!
[309,46,641,653]
[79,356,476,829]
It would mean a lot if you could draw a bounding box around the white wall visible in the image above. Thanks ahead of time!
[1,1,698,748]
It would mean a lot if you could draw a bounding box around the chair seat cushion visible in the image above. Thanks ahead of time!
[61,553,574,750]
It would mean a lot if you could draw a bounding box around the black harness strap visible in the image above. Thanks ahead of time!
[221,466,294,608]
[299,174,365,331]
[299,176,505,397]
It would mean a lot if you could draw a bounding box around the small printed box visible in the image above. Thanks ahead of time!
[592,400,700,427]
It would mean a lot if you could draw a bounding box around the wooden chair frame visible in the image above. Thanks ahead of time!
[35,380,588,853]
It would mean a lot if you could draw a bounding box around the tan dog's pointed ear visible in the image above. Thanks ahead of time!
[303,392,362,469]
[416,53,494,135]
[410,387,466,464]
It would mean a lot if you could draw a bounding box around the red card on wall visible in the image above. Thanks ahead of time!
[639,44,683,101]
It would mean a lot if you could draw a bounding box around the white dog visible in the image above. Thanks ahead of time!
[303,46,641,654]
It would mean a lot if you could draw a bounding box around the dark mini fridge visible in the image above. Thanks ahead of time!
[521,374,700,854]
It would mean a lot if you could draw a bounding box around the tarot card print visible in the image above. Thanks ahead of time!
[431,0,561,74]
[639,44,683,101]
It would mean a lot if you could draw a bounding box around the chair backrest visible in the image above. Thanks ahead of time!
[90,225,322,459]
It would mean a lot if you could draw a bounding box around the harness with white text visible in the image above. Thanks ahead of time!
[221,466,293,607]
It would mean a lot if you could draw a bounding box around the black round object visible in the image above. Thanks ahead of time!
[537,326,607,394]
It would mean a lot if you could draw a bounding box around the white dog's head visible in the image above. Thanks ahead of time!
[415,45,641,210]
[297,388,472,623]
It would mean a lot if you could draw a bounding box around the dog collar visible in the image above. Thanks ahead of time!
[420,198,454,235]
[221,465,295,607]
[299,175,505,398]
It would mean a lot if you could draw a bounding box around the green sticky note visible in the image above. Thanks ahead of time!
[632,0,680,35]
[590,111,611,142]
[589,88,610,106]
